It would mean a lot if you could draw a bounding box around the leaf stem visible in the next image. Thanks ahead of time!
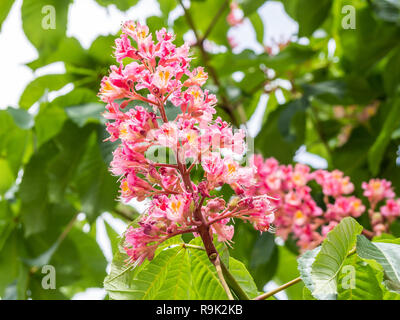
[253,277,302,300]
[182,243,206,251]
[214,255,234,300]
[220,260,251,300]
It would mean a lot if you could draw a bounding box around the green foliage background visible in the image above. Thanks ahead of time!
[0,0,400,299]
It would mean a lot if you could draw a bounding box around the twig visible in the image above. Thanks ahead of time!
[254,277,302,300]
[58,214,78,243]
[199,0,230,44]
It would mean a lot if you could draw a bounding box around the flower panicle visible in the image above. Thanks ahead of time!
[99,21,275,265]
[247,155,400,252]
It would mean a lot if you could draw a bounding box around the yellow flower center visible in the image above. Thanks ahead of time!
[295,210,304,220]
[372,181,381,190]
[170,200,182,213]
[227,163,236,174]
[121,180,130,193]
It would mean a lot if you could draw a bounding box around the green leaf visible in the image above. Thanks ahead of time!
[303,287,316,300]
[0,0,14,32]
[104,220,120,256]
[68,228,107,289]
[357,235,400,293]
[0,159,14,195]
[0,231,20,296]
[94,0,139,11]
[88,36,116,66]
[7,107,34,130]
[27,37,90,71]
[188,238,228,300]
[73,132,119,222]
[275,245,304,299]
[46,121,93,203]
[158,0,177,18]
[21,0,72,63]
[0,110,32,176]
[249,12,264,44]
[384,46,400,96]
[35,104,67,147]
[299,217,363,300]
[338,5,400,72]
[228,257,259,299]
[19,74,72,109]
[105,246,190,300]
[240,0,265,15]
[65,103,105,127]
[280,0,332,36]
[371,0,400,25]
[188,0,230,46]
[256,104,305,163]
[368,95,400,175]
[337,255,384,300]
[19,142,57,237]
[297,247,320,294]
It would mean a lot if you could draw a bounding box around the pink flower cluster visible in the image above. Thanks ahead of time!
[99,22,274,265]
[247,155,400,251]
[362,179,399,235]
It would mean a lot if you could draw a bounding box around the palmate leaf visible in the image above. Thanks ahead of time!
[357,235,400,293]
[298,217,363,300]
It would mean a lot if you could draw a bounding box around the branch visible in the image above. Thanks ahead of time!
[254,277,302,300]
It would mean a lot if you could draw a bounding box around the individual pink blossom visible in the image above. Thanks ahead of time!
[362,179,395,204]
[380,199,400,218]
